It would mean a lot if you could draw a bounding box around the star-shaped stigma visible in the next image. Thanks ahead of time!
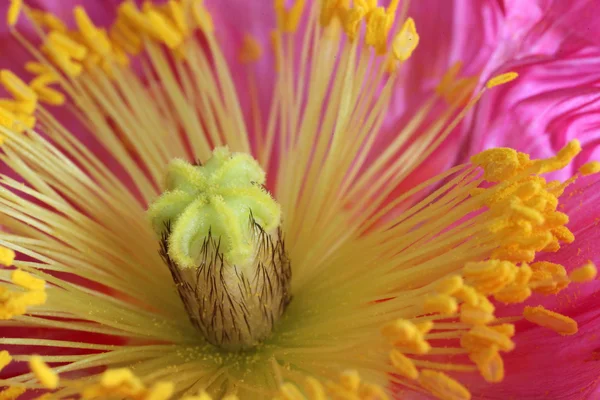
[147,147,281,269]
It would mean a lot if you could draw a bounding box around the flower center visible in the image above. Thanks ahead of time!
[147,147,291,350]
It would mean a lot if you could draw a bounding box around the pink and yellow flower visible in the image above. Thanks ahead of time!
[0,1,599,399]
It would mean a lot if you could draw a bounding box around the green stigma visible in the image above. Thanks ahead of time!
[148,147,291,350]
[148,147,281,268]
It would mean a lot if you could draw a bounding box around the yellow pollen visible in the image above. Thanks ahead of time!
[341,7,367,41]
[523,305,578,335]
[418,370,471,400]
[239,35,263,63]
[579,161,600,175]
[11,269,45,291]
[470,147,528,182]
[29,356,59,389]
[485,72,519,89]
[392,17,419,61]
[320,0,348,27]
[390,350,419,379]
[7,0,22,27]
[569,262,597,282]
[0,246,15,266]
[0,351,12,372]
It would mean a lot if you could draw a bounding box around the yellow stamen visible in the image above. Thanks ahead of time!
[579,161,600,175]
[29,356,59,389]
[485,72,519,89]
[0,387,26,399]
[0,70,37,102]
[191,0,214,33]
[365,7,392,54]
[392,17,419,61]
[283,0,307,33]
[469,346,504,383]
[46,31,88,60]
[7,0,22,27]
[523,305,578,335]
[145,9,184,49]
[569,262,597,282]
[11,269,45,291]
[239,34,263,63]
[0,351,12,371]
[0,246,15,266]
[74,6,112,56]
[390,350,419,379]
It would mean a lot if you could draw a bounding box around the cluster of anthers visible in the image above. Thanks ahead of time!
[378,142,599,399]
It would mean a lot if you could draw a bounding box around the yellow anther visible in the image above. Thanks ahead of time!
[381,319,418,343]
[485,72,519,89]
[523,305,577,335]
[460,303,495,325]
[192,0,214,33]
[166,0,188,36]
[222,395,239,400]
[279,382,305,400]
[29,356,58,389]
[74,6,112,56]
[24,62,51,75]
[31,10,67,33]
[0,351,12,371]
[239,35,263,63]
[392,17,419,61]
[0,246,15,266]
[182,391,213,400]
[551,225,575,244]
[320,0,348,27]
[46,50,83,77]
[305,377,326,400]
[493,284,531,304]
[469,346,504,383]
[418,370,471,400]
[29,72,59,89]
[579,161,600,175]
[569,262,597,283]
[0,387,26,399]
[390,350,419,379]
[11,270,45,291]
[146,9,184,49]
[423,293,458,315]
[101,368,144,392]
[529,261,569,294]
[341,7,367,41]
[471,148,526,182]
[359,383,390,400]
[119,2,154,34]
[110,19,143,55]
[339,370,360,391]
[0,70,37,103]
[47,31,88,61]
[365,7,393,54]
[536,140,581,174]
[7,0,22,26]
[463,260,517,295]
[436,61,463,96]
[462,326,515,352]
[33,85,65,106]
[453,285,479,306]
[283,0,307,33]
[146,382,174,400]
[415,320,434,334]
